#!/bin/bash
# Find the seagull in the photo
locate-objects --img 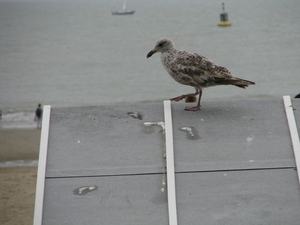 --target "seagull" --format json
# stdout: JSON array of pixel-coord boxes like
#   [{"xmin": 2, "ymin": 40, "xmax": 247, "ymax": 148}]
[{"xmin": 147, "ymin": 38, "xmax": 255, "ymax": 111}]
